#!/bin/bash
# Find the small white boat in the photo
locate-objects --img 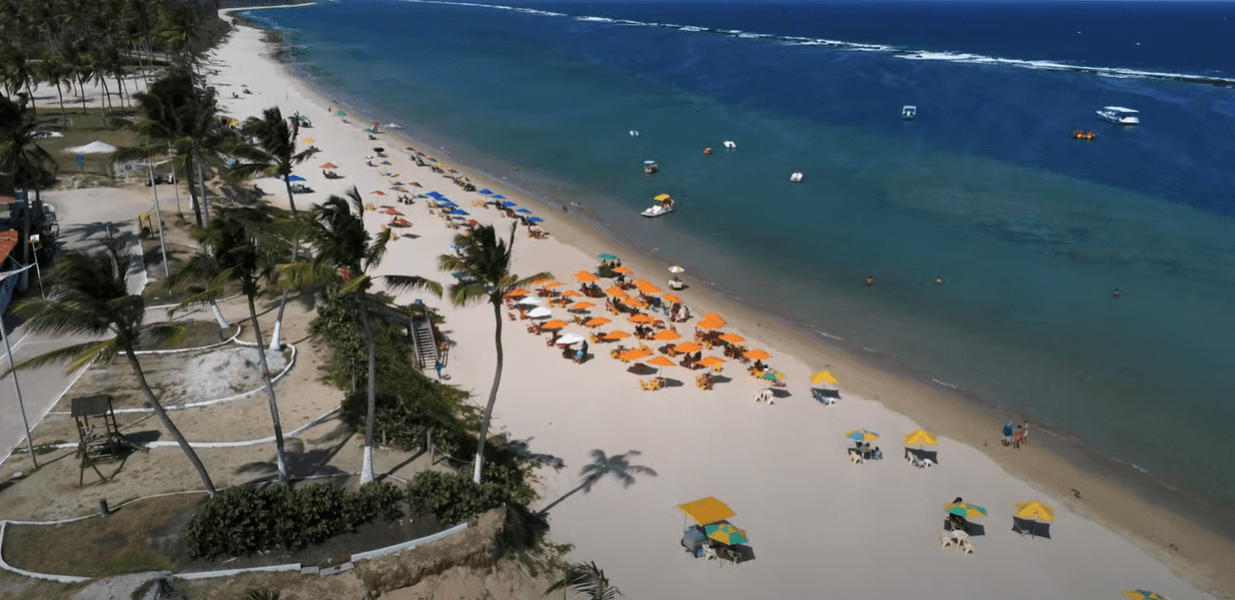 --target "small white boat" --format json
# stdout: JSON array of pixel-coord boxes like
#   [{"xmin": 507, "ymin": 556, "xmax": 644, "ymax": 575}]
[
  {"xmin": 630, "ymin": 130, "xmax": 640, "ymax": 137},
  {"xmin": 902, "ymin": 105, "xmax": 916, "ymax": 120},
  {"xmin": 642, "ymin": 194, "xmax": 675, "ymax": 218},
  {"xmin": 723, "ymin": 140, "xmax": 736, "ymax": 149},
  {"xmin": 1096, "ymin": 106, "xmax": 1139, "ymax": 125},
  {"xmin": 643, "ymin": 160, "xmax": 658, "ymax": 174},
  {"xmin": 789, "ymin": 172, "xmax": 804, "ymax": 183}
]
